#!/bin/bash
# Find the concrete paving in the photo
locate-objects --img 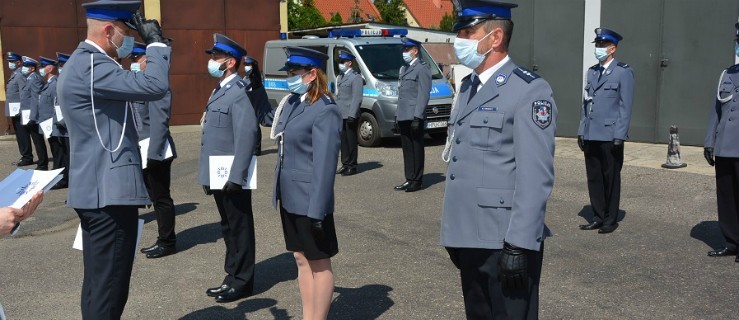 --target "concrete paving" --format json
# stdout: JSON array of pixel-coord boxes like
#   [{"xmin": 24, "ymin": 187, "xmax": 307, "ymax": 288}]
[{"xmin": 0, "ymin": 126, "xmax": 736, "ymax": 320}]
